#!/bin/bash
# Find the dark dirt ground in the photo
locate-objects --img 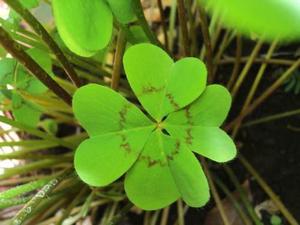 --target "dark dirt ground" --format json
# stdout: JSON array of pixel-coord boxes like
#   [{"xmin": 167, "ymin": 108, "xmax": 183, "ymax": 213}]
[{"xmin": 240, "ymin": 89, "xmax": 300, "ymax": 222}]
